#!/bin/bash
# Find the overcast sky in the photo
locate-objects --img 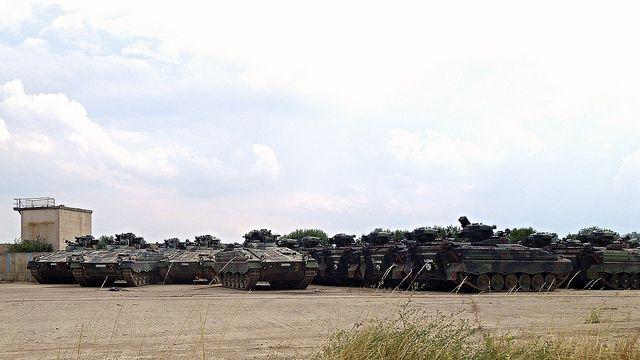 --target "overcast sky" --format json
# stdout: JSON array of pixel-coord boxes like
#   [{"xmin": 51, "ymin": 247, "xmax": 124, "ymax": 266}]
[{"xmin": 1, "ymin": 1, "xmax": 640, "ymax": 242}]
